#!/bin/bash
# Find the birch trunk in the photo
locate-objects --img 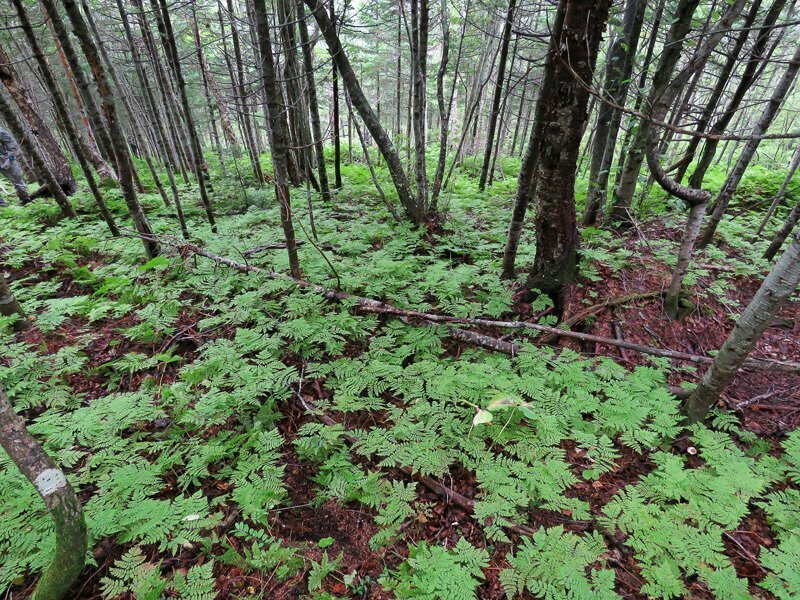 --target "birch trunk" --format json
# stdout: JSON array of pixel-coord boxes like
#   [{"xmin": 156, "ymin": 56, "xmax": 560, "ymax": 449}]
[{"xmin": 686, "ymin": 230, "xmax": 800, "ymax": 421}]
